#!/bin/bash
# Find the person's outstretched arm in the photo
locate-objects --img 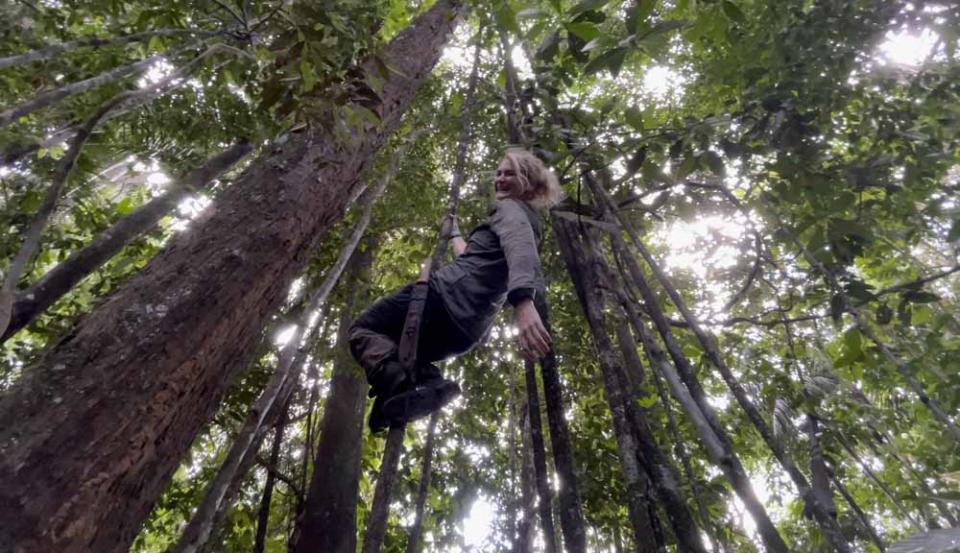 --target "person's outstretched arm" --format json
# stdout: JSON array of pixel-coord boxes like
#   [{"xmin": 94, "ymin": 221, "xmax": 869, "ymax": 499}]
[{"xmin": 490, "ymin": 199, "xmax": 551, "ymax": 360}]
